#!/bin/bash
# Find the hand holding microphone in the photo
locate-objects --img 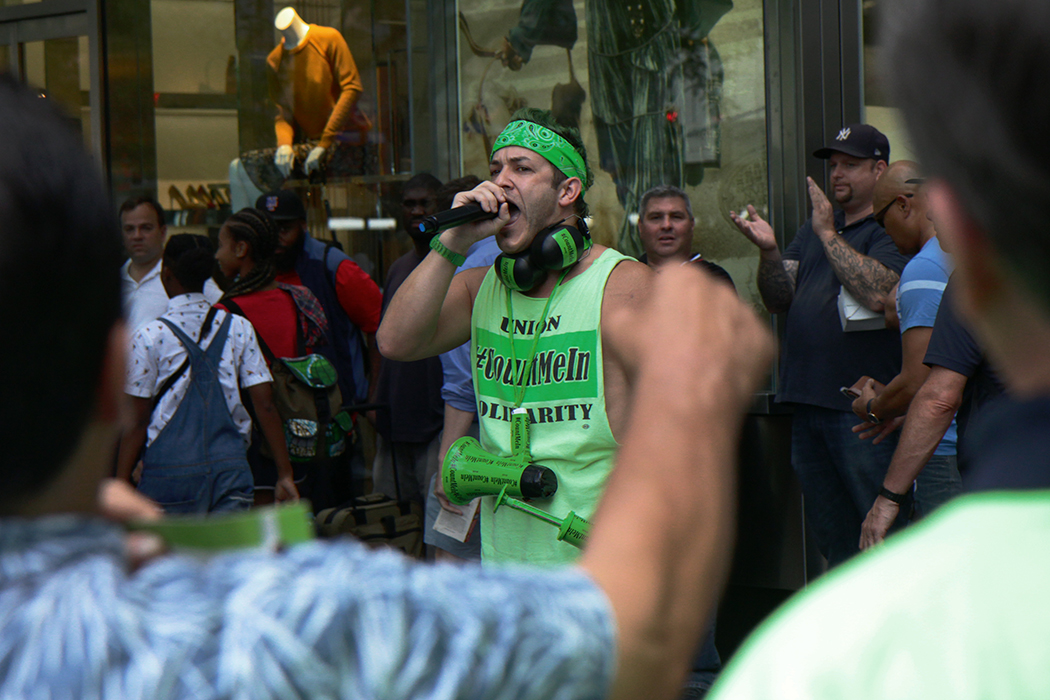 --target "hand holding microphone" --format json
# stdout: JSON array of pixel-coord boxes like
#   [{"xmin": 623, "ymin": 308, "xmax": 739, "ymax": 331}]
[
  {"xmin": 424, "ymin": 181, "xmax": 511, "ymax": 243},
  {"xmin": 417, "ymin": 203, "xmax": 499, "ymax": 236}
]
